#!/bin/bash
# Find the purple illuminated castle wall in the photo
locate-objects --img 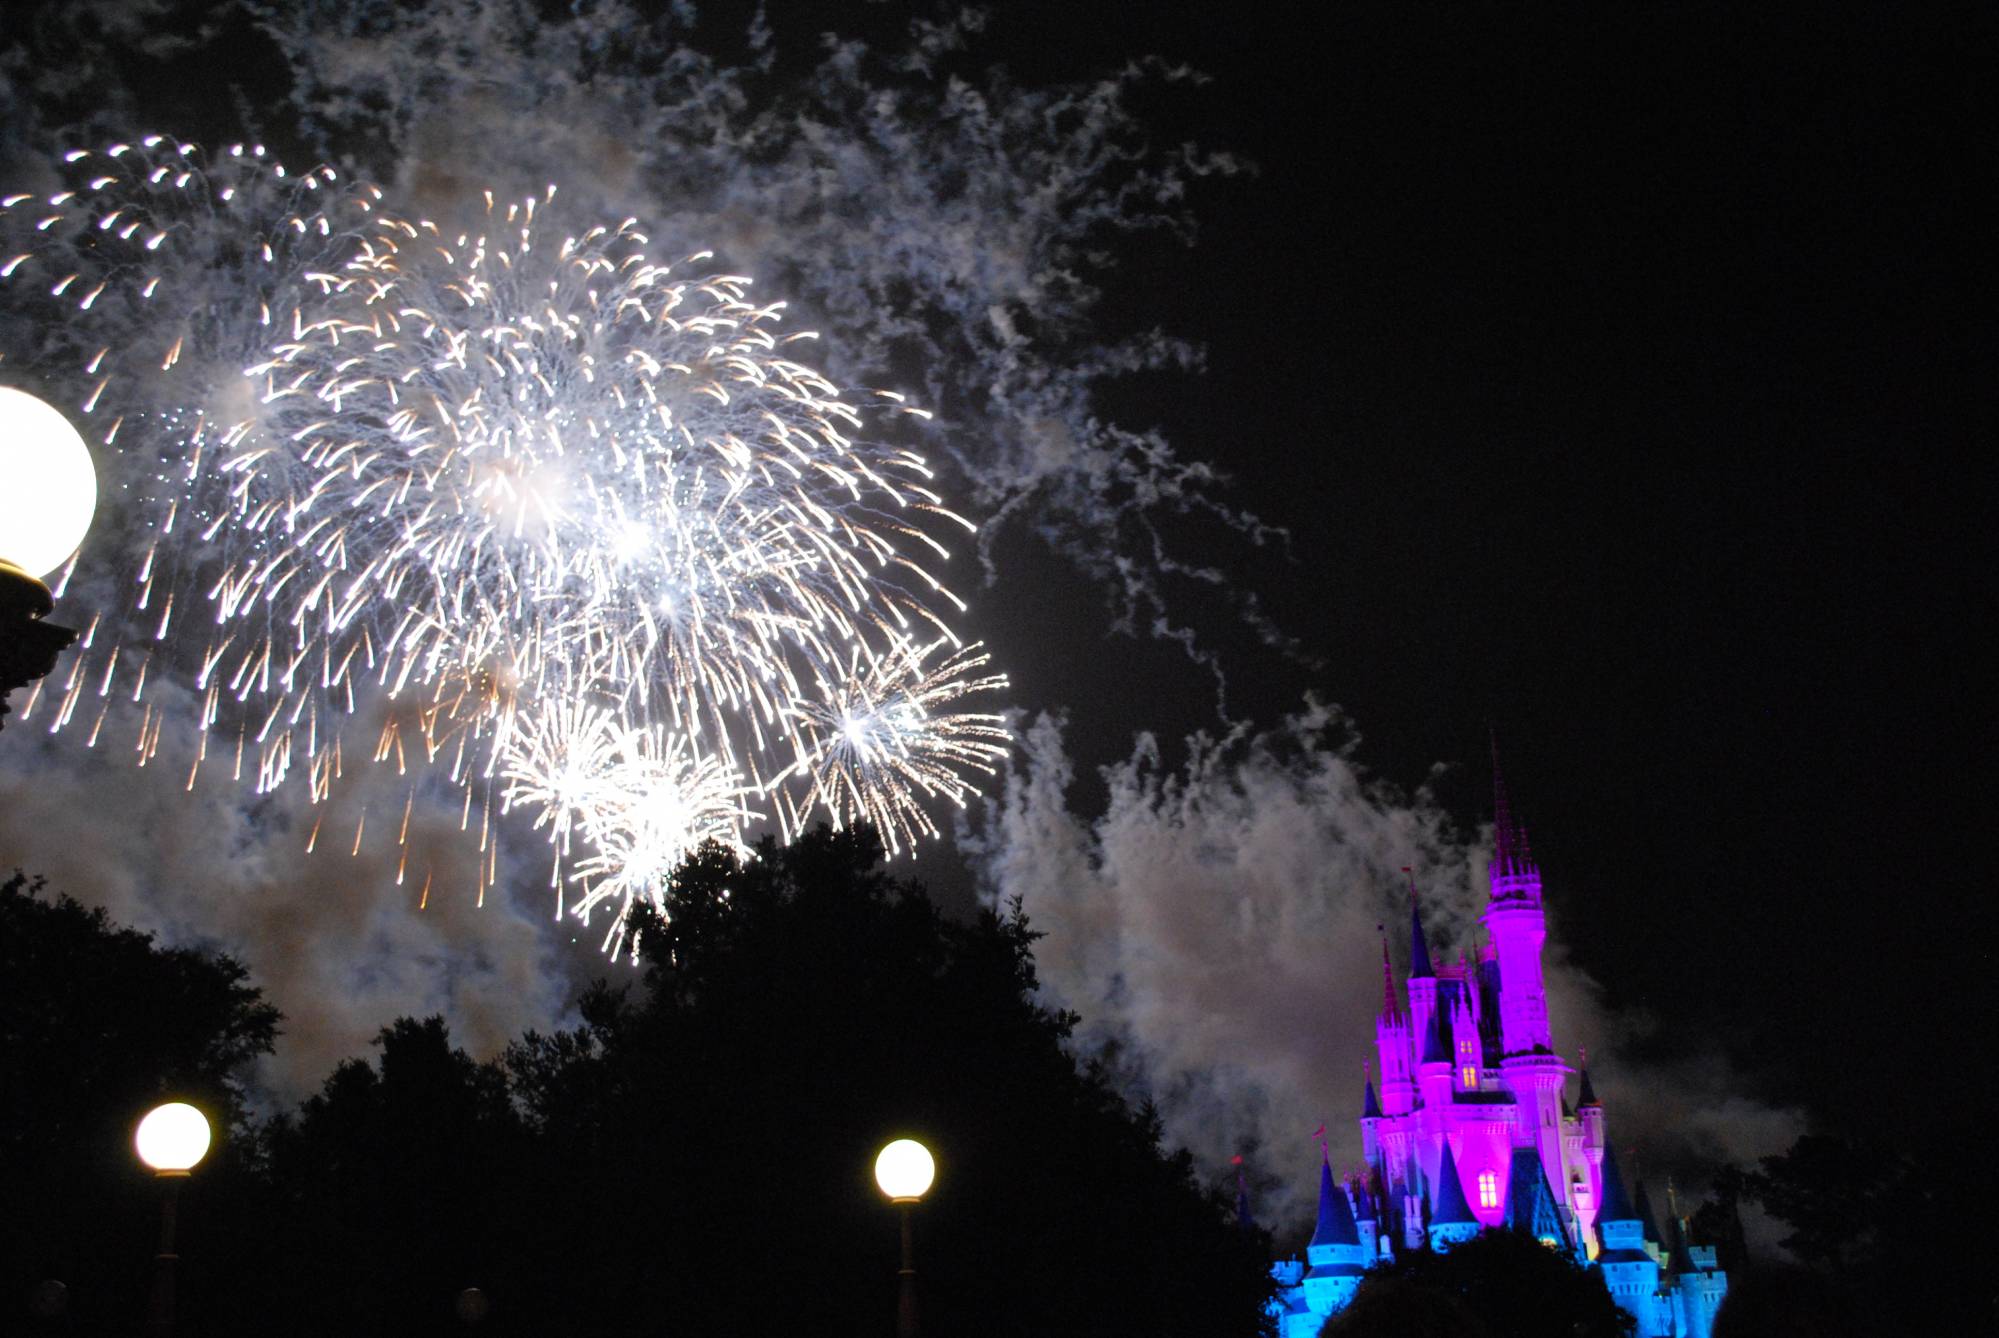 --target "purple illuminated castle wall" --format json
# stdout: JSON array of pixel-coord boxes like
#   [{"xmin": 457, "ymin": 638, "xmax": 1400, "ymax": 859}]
[{"xmin": 1267, "ymin": 752, "xmax": 1729, "ymax": 1337}]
